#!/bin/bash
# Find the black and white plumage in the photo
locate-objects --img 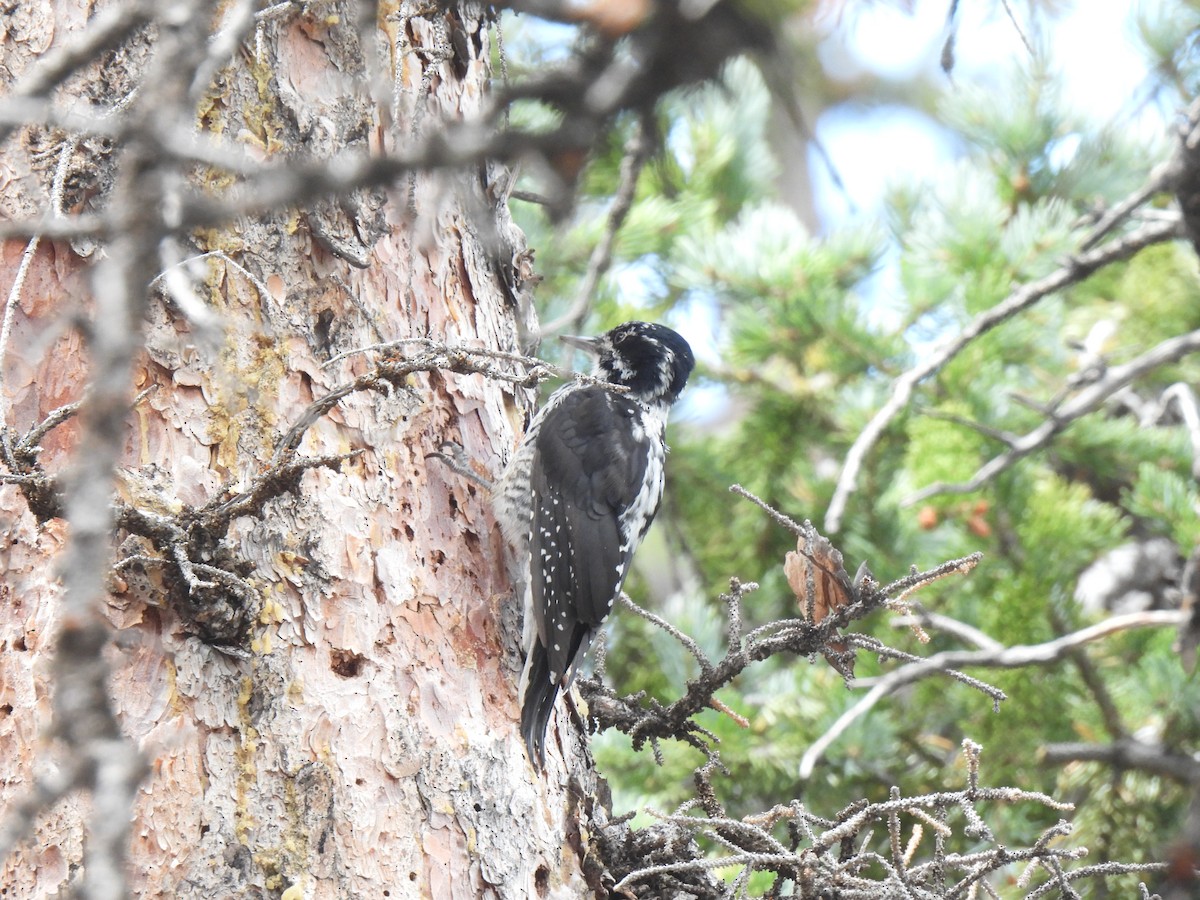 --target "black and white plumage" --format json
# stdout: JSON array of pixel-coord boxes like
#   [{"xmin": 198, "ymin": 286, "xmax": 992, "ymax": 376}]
[{"xmin": 492, "ymin": 321, "xmax": 696, "ymax": 767}]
